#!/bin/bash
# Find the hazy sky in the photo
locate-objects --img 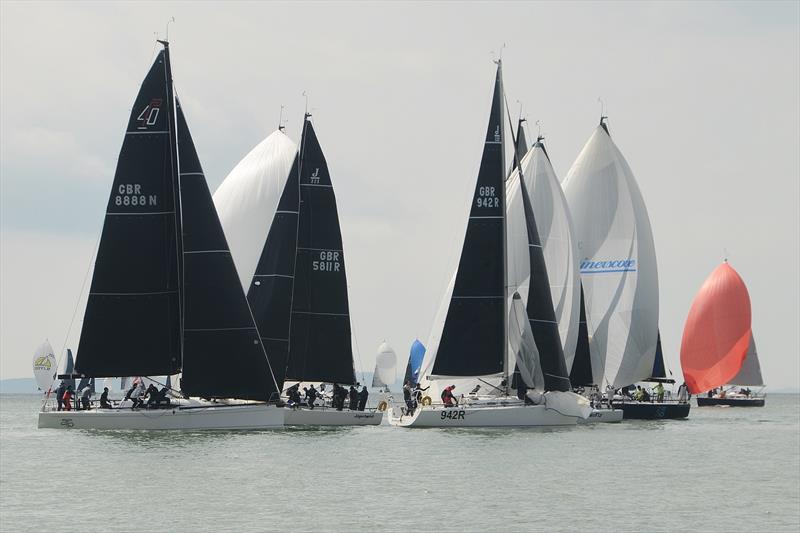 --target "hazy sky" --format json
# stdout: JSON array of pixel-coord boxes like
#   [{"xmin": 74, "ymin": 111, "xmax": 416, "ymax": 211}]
[{"xmin": 1, "ymin": 1, "xmax": 798, "ymax": 388}]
